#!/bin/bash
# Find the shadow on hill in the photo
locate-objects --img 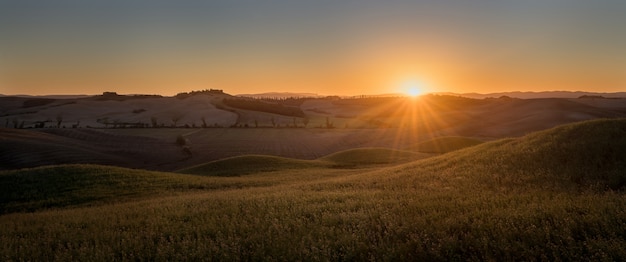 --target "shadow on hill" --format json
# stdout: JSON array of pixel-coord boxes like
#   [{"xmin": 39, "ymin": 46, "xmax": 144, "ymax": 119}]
[
  {"xmin": 0, "ymin": 164, "xmax": 262, "ymax": 214},
  {"xmin": 0, "ymin": 128, "xmax": 182, "ymax": 171}
]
